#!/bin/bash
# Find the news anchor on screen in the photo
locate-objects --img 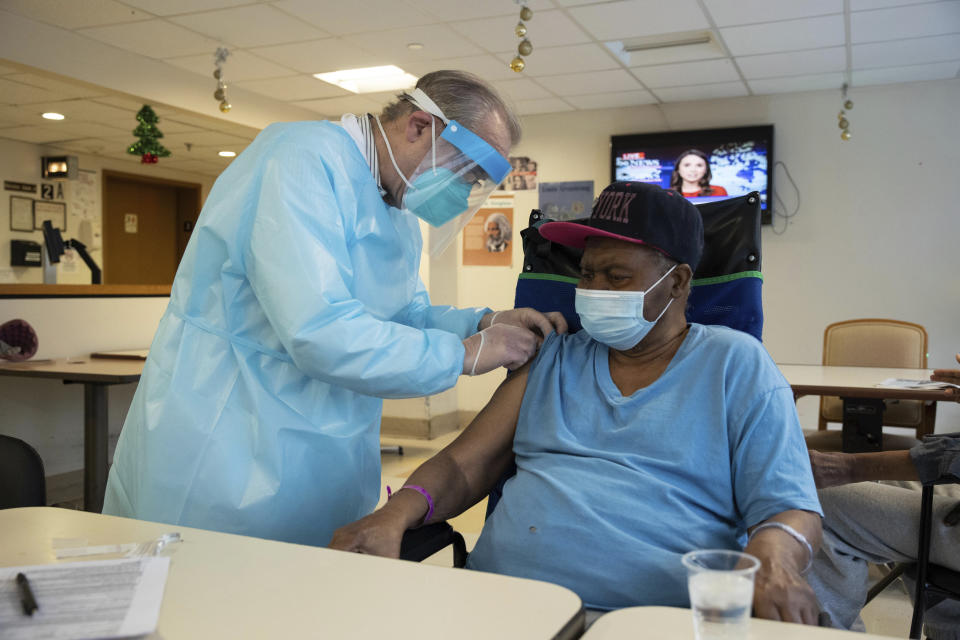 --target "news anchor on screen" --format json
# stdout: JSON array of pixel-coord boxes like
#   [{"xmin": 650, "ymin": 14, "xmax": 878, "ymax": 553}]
[{"xmin": 669, "ymin": 149, "xmax": 728, "ymax": 198}]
